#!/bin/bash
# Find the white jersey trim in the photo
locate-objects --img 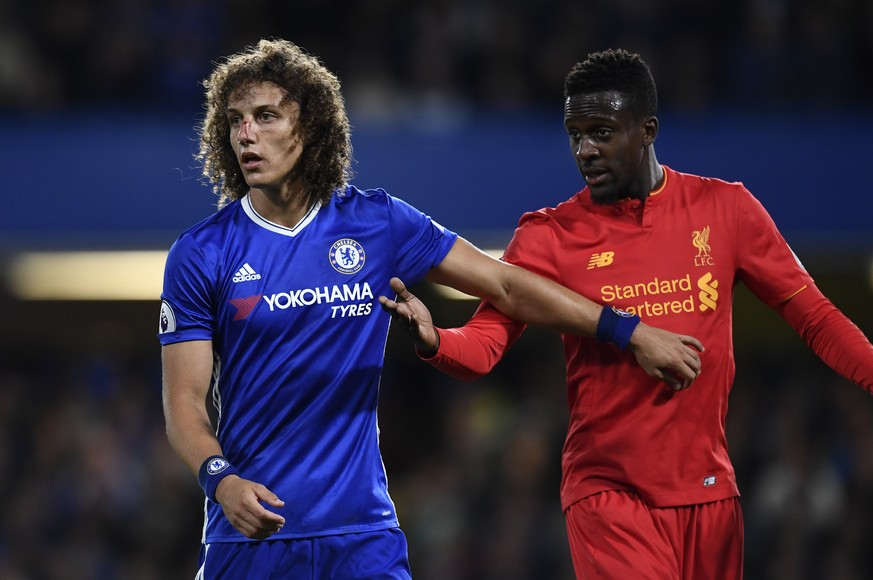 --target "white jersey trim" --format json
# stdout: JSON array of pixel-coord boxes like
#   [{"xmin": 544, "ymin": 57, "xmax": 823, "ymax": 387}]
[{"xmin": 242, "ymin": 193, "xmax": 321, "ymax": 237}]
